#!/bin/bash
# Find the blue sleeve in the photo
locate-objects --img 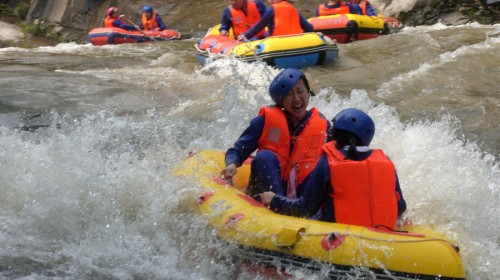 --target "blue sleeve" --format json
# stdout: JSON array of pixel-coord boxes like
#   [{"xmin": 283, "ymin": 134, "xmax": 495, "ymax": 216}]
[
  {"xmin": 156, "ymin": 15, "xmax": 167, "ymax": 30},
  {"xmin": 225, "ymin": 115, "xmax": 264, "ymax": 167},
  {"xmin": 348, "ymin": 4, "xmax": 363, "ymax": 15},
  {"xmin": 395, "ymin": 172, "xmax": 406, "ymax": 216},
  {"xmin": 270, "ymin": 155, "xmax": 332, "ymax": 218},
  {"xmin": 219, "ymin": 8, "xmax": 232, "ymax": 33},
  {"xmin": 299, "ymin": 14, "xmax": 313, "ymax": 32},
  {"xmin": 314, "ymin": 7, "xmax": 320, "ymax": 17},
  {"xmin": 256, "ymin": 0, "xmax": 267, "ymax": 16},
  {"xmin": 366, "ymin": 5, "xmax": 377, "ymax": 16},
  {"xmin": 139, "ymin": 23, "xmax": 144, "ymax": 30},
  {"xmin": 244, "ymin": 7, "xmax": 274, "ymax": 38},
  {"xmin": 113, "ymin": 20, "xmax": 136, "ymax": 31}
]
